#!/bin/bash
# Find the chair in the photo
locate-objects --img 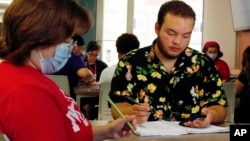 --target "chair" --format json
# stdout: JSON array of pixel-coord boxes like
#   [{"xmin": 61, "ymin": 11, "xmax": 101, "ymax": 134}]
[
  {"xmin": 98, "ymin": 83, "xmax": 113, "ymax": 120},
  {"xmin": 45, "ymin": 75, "xmax": 70, "ymax": 95},
  {"xmin": 0, "ymin": 132, "xmax": 10, "ymax": 141},
  {"xmin": 223, "ymin": 82, "xmax": 236, "ymax": 123}
]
